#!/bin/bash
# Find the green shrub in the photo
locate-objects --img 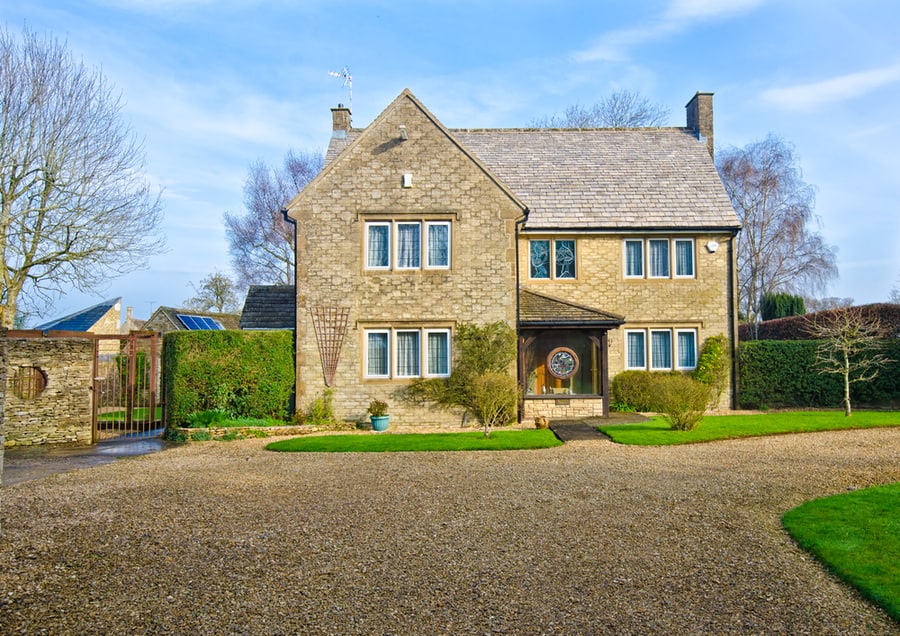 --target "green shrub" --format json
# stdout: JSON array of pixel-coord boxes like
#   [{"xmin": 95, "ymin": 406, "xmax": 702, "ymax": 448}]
[
  {"xmin": 163, "ymin": 330, "xmax": 294, "ymax": 427},
  {"xmin": 187, "ymin": 409, "xmax": 229, "ymax": 428},
  {"xmin": 738, "ymin": 339, "xmax": 900, "ymax": 409},
  {"xmin": 654, "ymin": 373, "xmax": 711, "ymax": 431},
  {"xmin": 761, "ymin": 292, "xmax": 806, "ymax": 320},
  {"xmin": 190, "ymin": 429, "xmax": 212, "ymax": 441},
  {"xmin": 612, "ymin": 370, "xmax": 671, "ymax": 412},
  {"xmin": 692, "ymin": 334, "xmax": 731, "ymax": 408},
  {"xmin": 472, "ymin": 372, "xmax": 518, "ymax": 436}
]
